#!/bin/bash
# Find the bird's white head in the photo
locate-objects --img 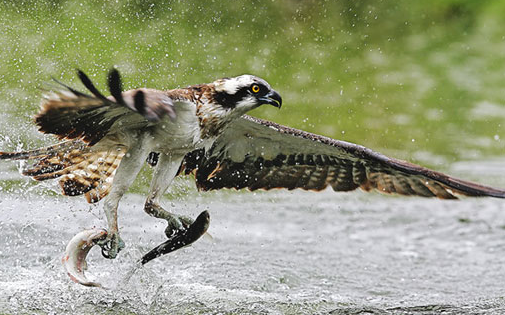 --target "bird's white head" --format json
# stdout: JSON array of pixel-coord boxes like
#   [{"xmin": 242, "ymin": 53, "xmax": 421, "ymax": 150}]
[{"xmin": 212, "ymin": 75, "xmax": 282, "ymax": 113}]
